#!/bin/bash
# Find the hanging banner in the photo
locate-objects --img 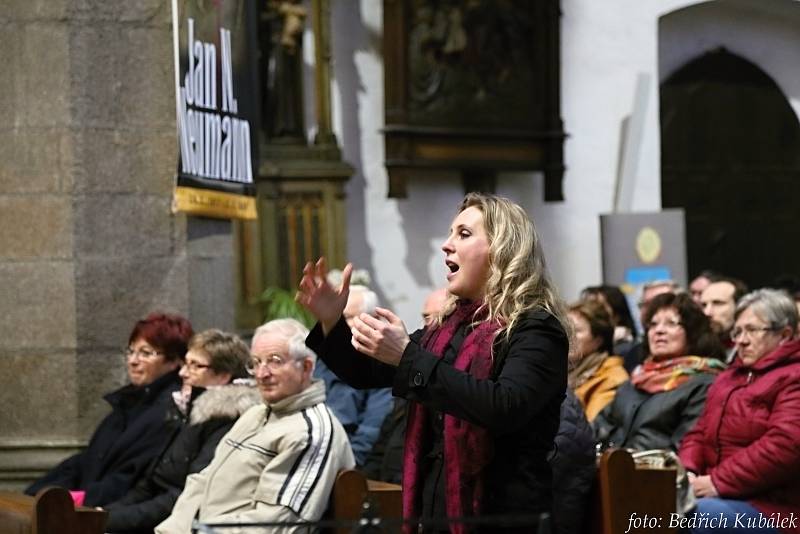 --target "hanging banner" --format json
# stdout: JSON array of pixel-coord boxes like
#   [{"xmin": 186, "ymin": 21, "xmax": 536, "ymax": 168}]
[{"xmin": 171, "ymin": 0, "xmax": 259, "ymax": 220}]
